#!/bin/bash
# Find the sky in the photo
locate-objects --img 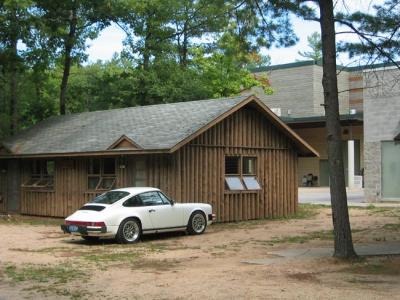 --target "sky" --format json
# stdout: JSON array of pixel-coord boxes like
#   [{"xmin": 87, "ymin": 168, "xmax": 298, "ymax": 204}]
[{"xmin": 85, "ymin": 0, "xmax": 383, "ymax": 67}]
